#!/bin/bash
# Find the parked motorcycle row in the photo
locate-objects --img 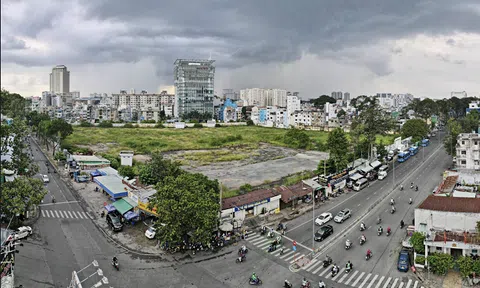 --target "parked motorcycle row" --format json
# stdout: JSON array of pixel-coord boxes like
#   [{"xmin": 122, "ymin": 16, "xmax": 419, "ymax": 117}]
[{"xmin": 160, "ymin": 235, "xmax": 229, "ymax": 254}]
